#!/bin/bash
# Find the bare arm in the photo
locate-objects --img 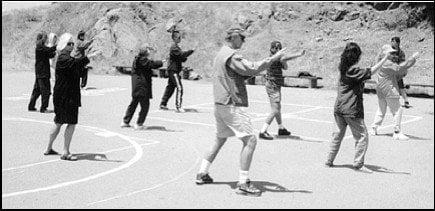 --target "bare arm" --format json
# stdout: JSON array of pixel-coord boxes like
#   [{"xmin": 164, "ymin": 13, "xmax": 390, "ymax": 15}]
[
  {"xmin": 370, "ymin": 47, "xmax": 397, "ymax": 75},
  {"xmin": 393, "ymin": 52, "xmax": 418, "ymax": 75},
  {"xmin": 228, "ymin": 48, "xmax": 287, "ymax": 76},
  {"xmin": 281, "ymin": 49, "xmax": 305, "ymax": 62}
]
